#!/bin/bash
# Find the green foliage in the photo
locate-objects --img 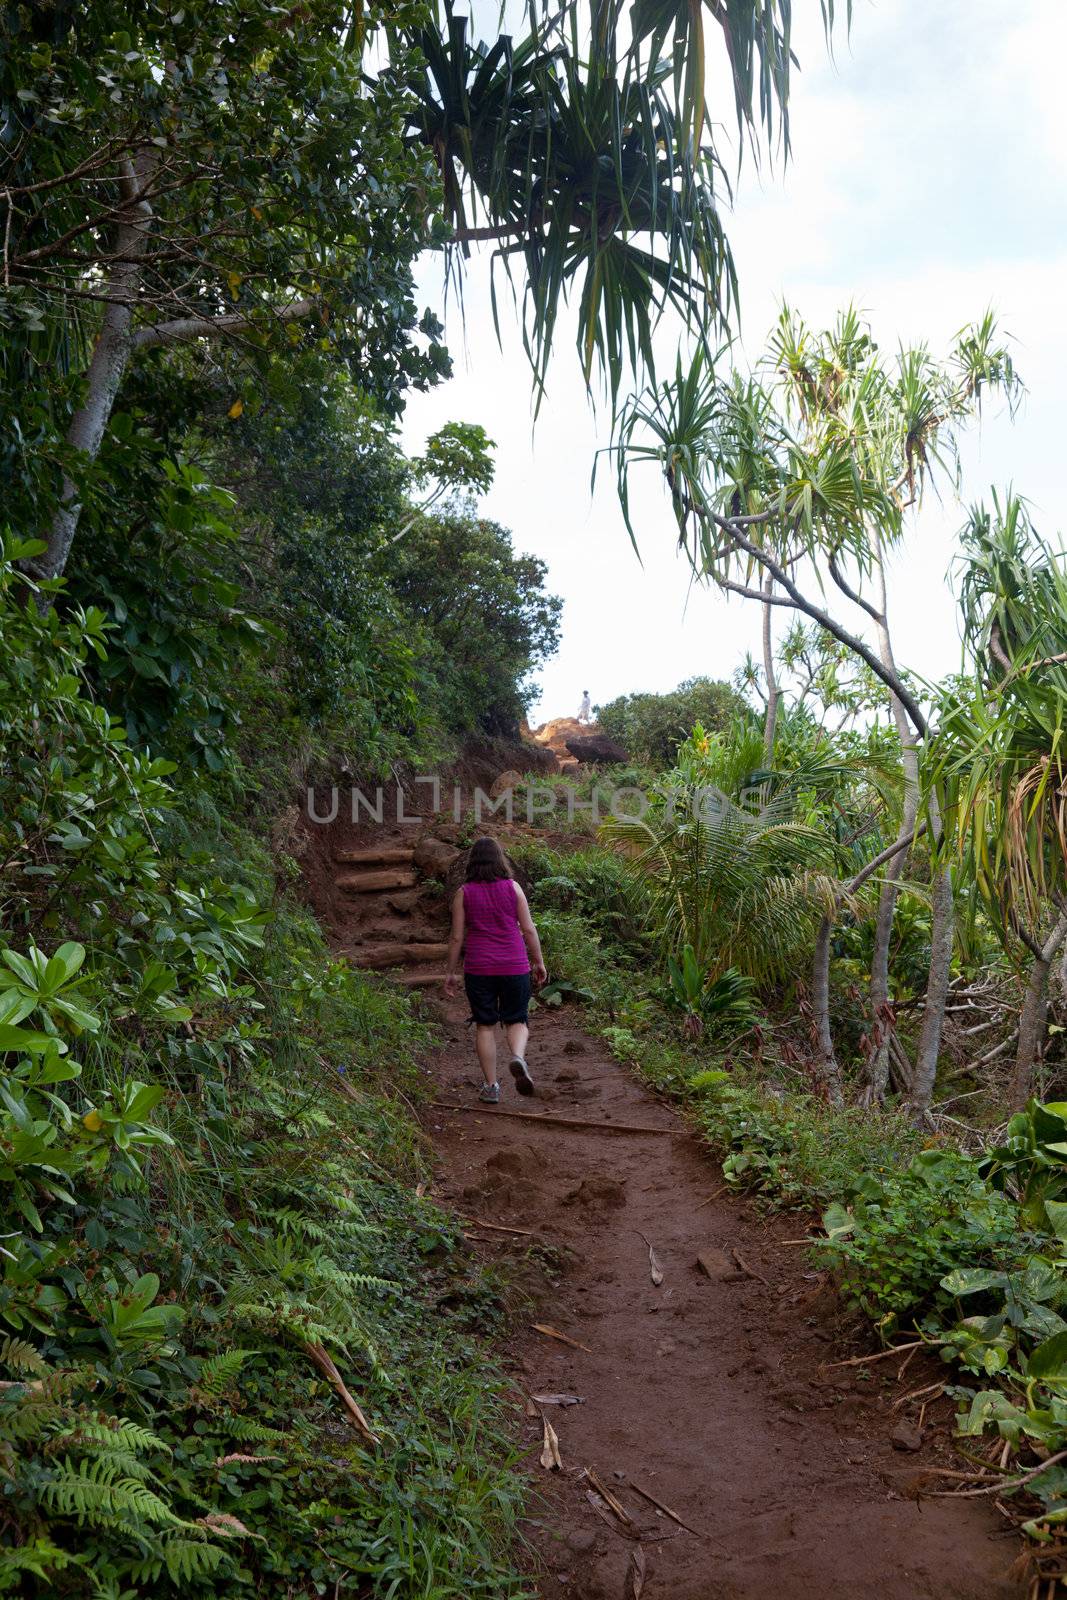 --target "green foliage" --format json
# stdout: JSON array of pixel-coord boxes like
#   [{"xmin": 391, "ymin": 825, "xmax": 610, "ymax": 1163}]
[
  {"xmin": 665, "ymin": 948, "xmax": 757, "ymax": 1039},
  {"xmin": 818, "ymin": 1150, "xmax": 1021, "ymax": 1325},
  {"xmin": 384, "ymin": 512, "xmax": 562, "ymax": 737},
  {"xmin": 692, "ymin": 1075, "xmax": 921, "ymax": 1209},
  {"xmin": 0, "ymin": 544, "xmax": 526, "ymax": 1596},
  {"xmin": 600, "ymin": 782, "xmax": 838, "ymax": 985},
  {"xmin": 510, "ymin": 838, "xmax": 652, "ymax": 957},
  {"xmin": 596, "ymin": 677, "xmax": 747, "ymax": 767},
  {"xmin": 978, "ymin": 1099, "xmax": 1067, "ymax": 1230},
  {"xmin": 937, "ymin": 493, "xmax": 1067, "ymax": 937}
]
